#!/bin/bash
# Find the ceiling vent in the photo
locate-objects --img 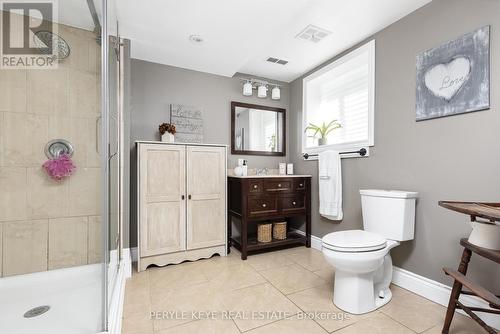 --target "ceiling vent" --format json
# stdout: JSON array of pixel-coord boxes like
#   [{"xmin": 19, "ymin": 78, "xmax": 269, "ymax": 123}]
[
  {"xmin": 295, "ymin": 24, "xmax": 331, "ymax": 43},
  {"xmin": 266, "ymin": 57, "xmax": 289, "ymax": 65}
]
